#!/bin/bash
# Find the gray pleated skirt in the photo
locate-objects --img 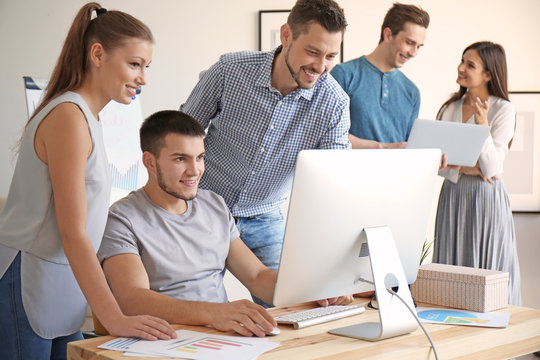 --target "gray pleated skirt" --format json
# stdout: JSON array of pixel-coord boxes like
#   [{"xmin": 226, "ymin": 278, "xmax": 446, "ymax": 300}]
[{"xmin": 433, "ymin": 175, "xmax": 521, "ymax": 305}]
